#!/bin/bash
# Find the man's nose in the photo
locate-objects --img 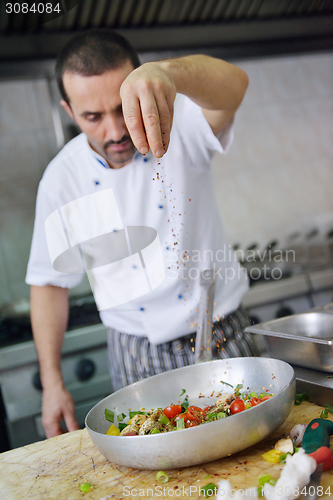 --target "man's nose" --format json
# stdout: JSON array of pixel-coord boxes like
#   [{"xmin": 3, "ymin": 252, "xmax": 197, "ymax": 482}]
[{"xmin": 104, "ymin": 114, "xmax": 126, "ymax": 142}]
